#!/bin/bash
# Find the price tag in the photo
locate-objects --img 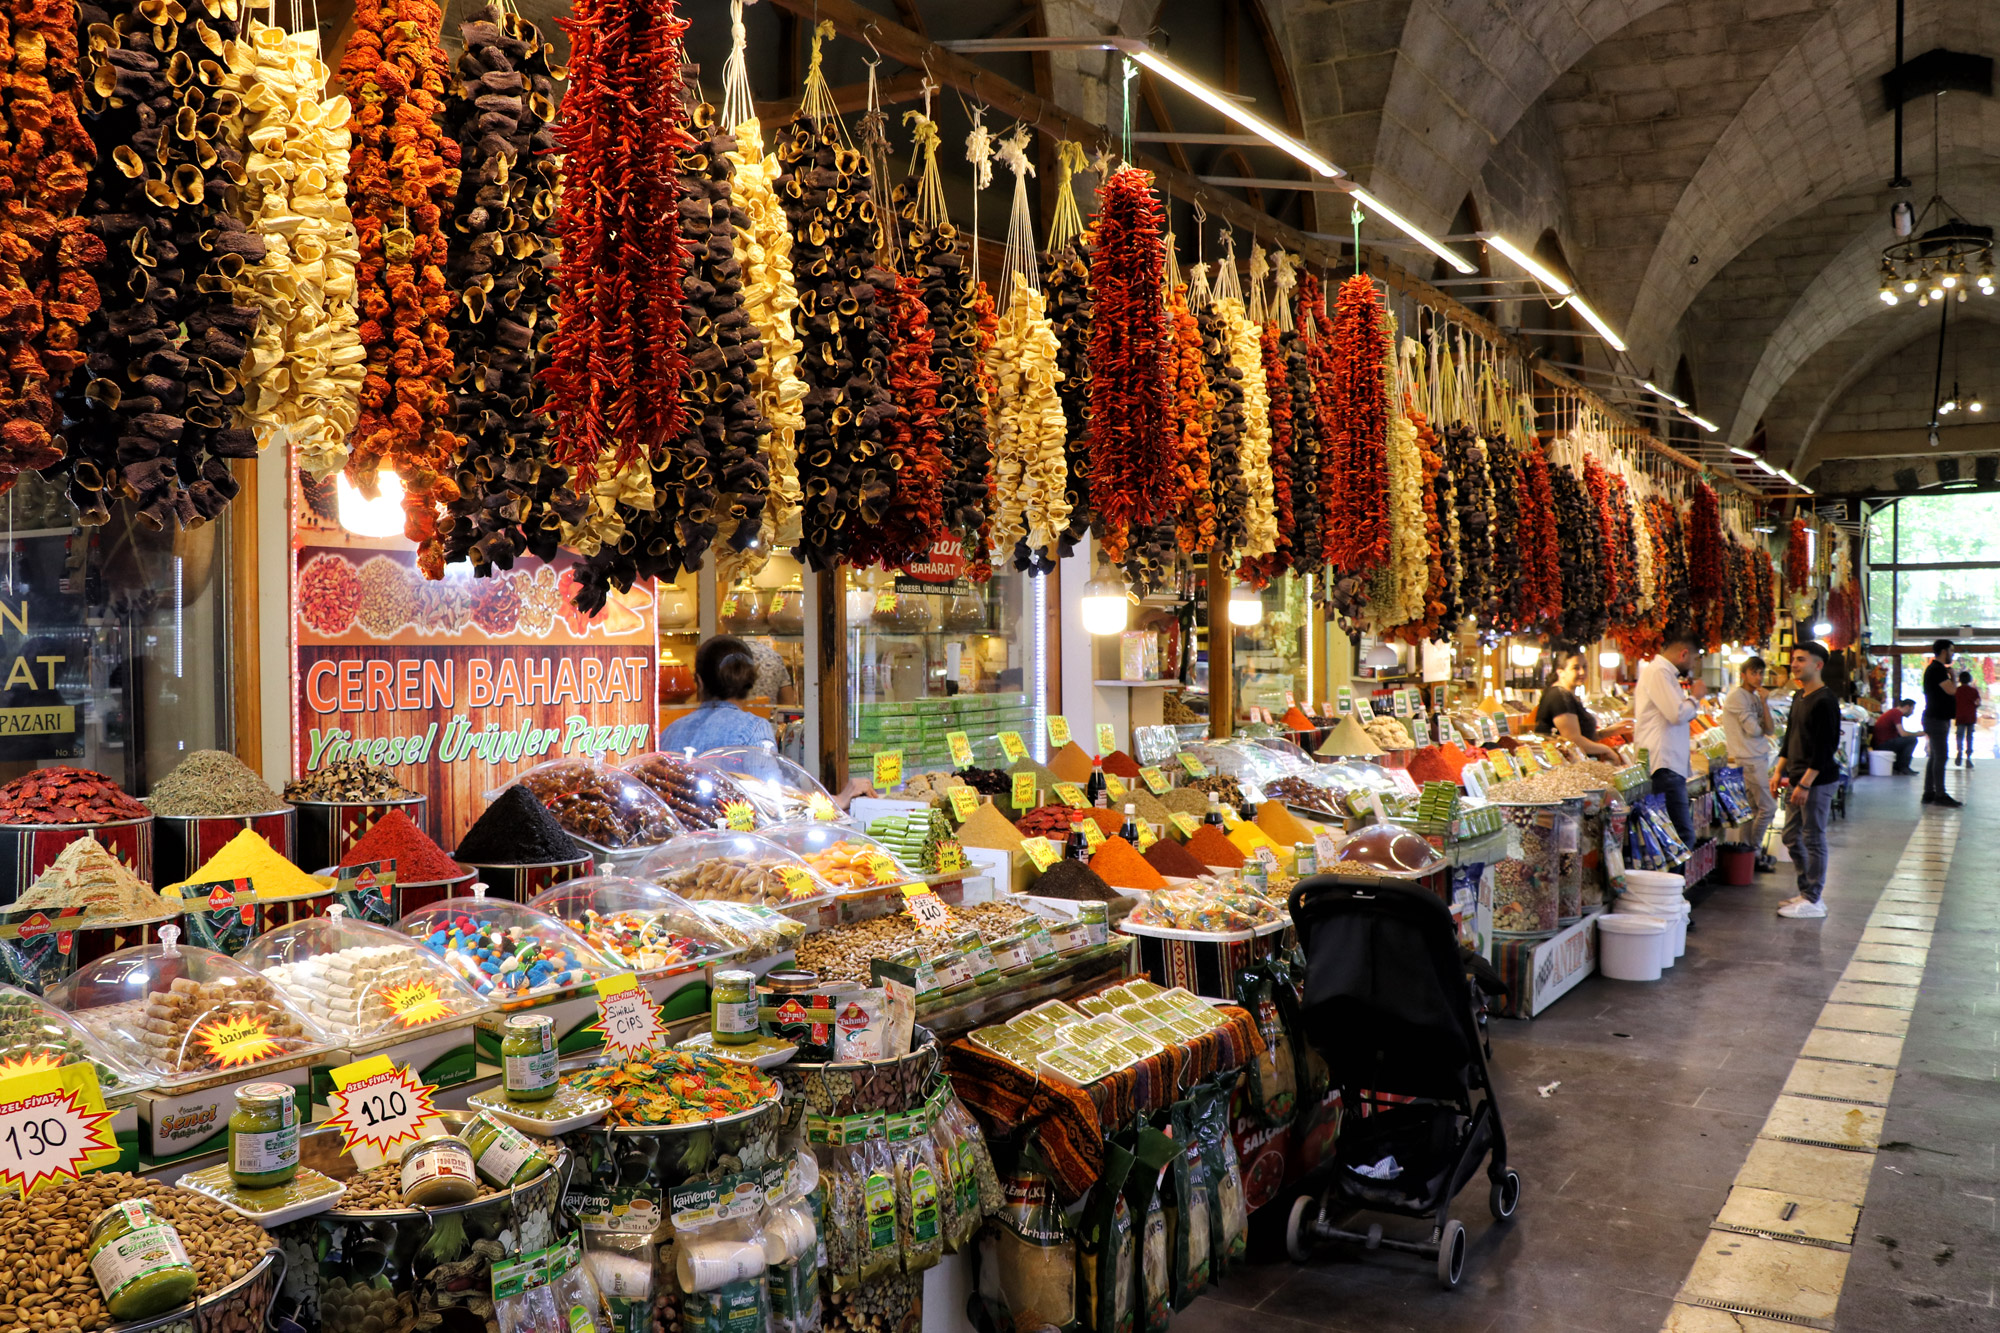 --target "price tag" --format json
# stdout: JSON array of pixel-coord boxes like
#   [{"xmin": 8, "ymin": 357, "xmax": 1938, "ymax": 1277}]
[
  {"xmin": 1253, "ymin": 846, "xmax": 1280, "ymax": 873},
  {"xmin": 720, "ymin": 593, "xmax": 739, "ymax": 619},
  {"xmin": 721, "ymin": 799, "xmax": 757, "ymax": 832},
  {"xmin": 1046, "ymin": 715, "xmax": 1072, "ymax": 749},
  {"xmin": 1104, "ymin": 773, "xmax": 1127, "ymax": 800},
  {"xmin": 946, "ymin": 731, "xmax": 975, "ymax": 767},
  {"xmin": 1139, "ymin": 766, "xmax": 1170, "ymax": 794},
  {"xmin": 864, "ymin": 852, "xmax": 904, "ymax": 885},
  {"xmin": 1385, "ymin": 768, "xmax": 1421, "ymax": 798},
  {"xmin": 1283, "ymin": 690, "xmax": 1296, "ymax": 708},
  {"xmin": 873, "ymin": 590, "xmax": 898, "ymax": 614},
  {"xmin": 947, "ymin": 785, "xmax": 979, "ymax": 821},
  {"xmin": 901, "ymin": 884, "xmax": 952, "ymax": 928},
  {"xmin": 872, "ymin": 750, "xmax": 903, "ymax": 790},
  {"xmin": 1366, "ymin": 792, "xmax": 1389, "ymax": 822},
  {"xmin": 1462, "ymin": 765, "xmax": 1486, "ymax": 798},
  {"xmin": 591, "ymin": 973, "xmax": 668, "ymax": 1058},
  {"xmin": 1020, "ymin": 837, "xmax": 1060, "ymax": 872},
  {"xmin": 0, "ymin": 1063, "xmax": 118, "ymax": 1198},
  {"xmin": 997, "ymin": 731, "xmax": 1028, "ymax": 762},
  {"xmin": 779, "ymin": 866, "xmax": 821, "ymax": 901},
  {"xmin": 1177, "ymin": 753, "xmax": 1208, "ymax": 778},
  {"xmin": 1168, "ymin": 811, "xmax": 1200, "ymax": 838},
  {"xmin": 1051, "ymin": 782, "xmax": 1088, "ymax": 809},
  {"xmin": 807, "ymin": 792, "xmax": 842, "ymax": 821},
  {"xmin": 1096, "ymin": 723, "xmax": 1118, "ymax": 754},
  {"xmin": 326, "ymin": 1056, "xmax": 442, "ymax": 1163},
  {"xmin": 1078, "ymin": 817, "xmax": 1105, "ymax": 850},
  {"xmin": 1136, "ymin": 822, "xmax": 1157, "ymax": 851},
  {"xmin": 1313, "ymin": 832, "xmax": 1344, "ymax": 865},
  {"xmin": 1392, "ymin": 691, "xmax": 1411, "ymax": 718},
  {"xmin": 1337, "ymin": 686, "xmax": 1353, "ymax": 713},
  {"xmin": 933, "ymin": 841, "xmax": 967, "ymax": 874},
  {"xmin": 1012, "ymin": 771, "xmax": 1038, "ymax": 809}
]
